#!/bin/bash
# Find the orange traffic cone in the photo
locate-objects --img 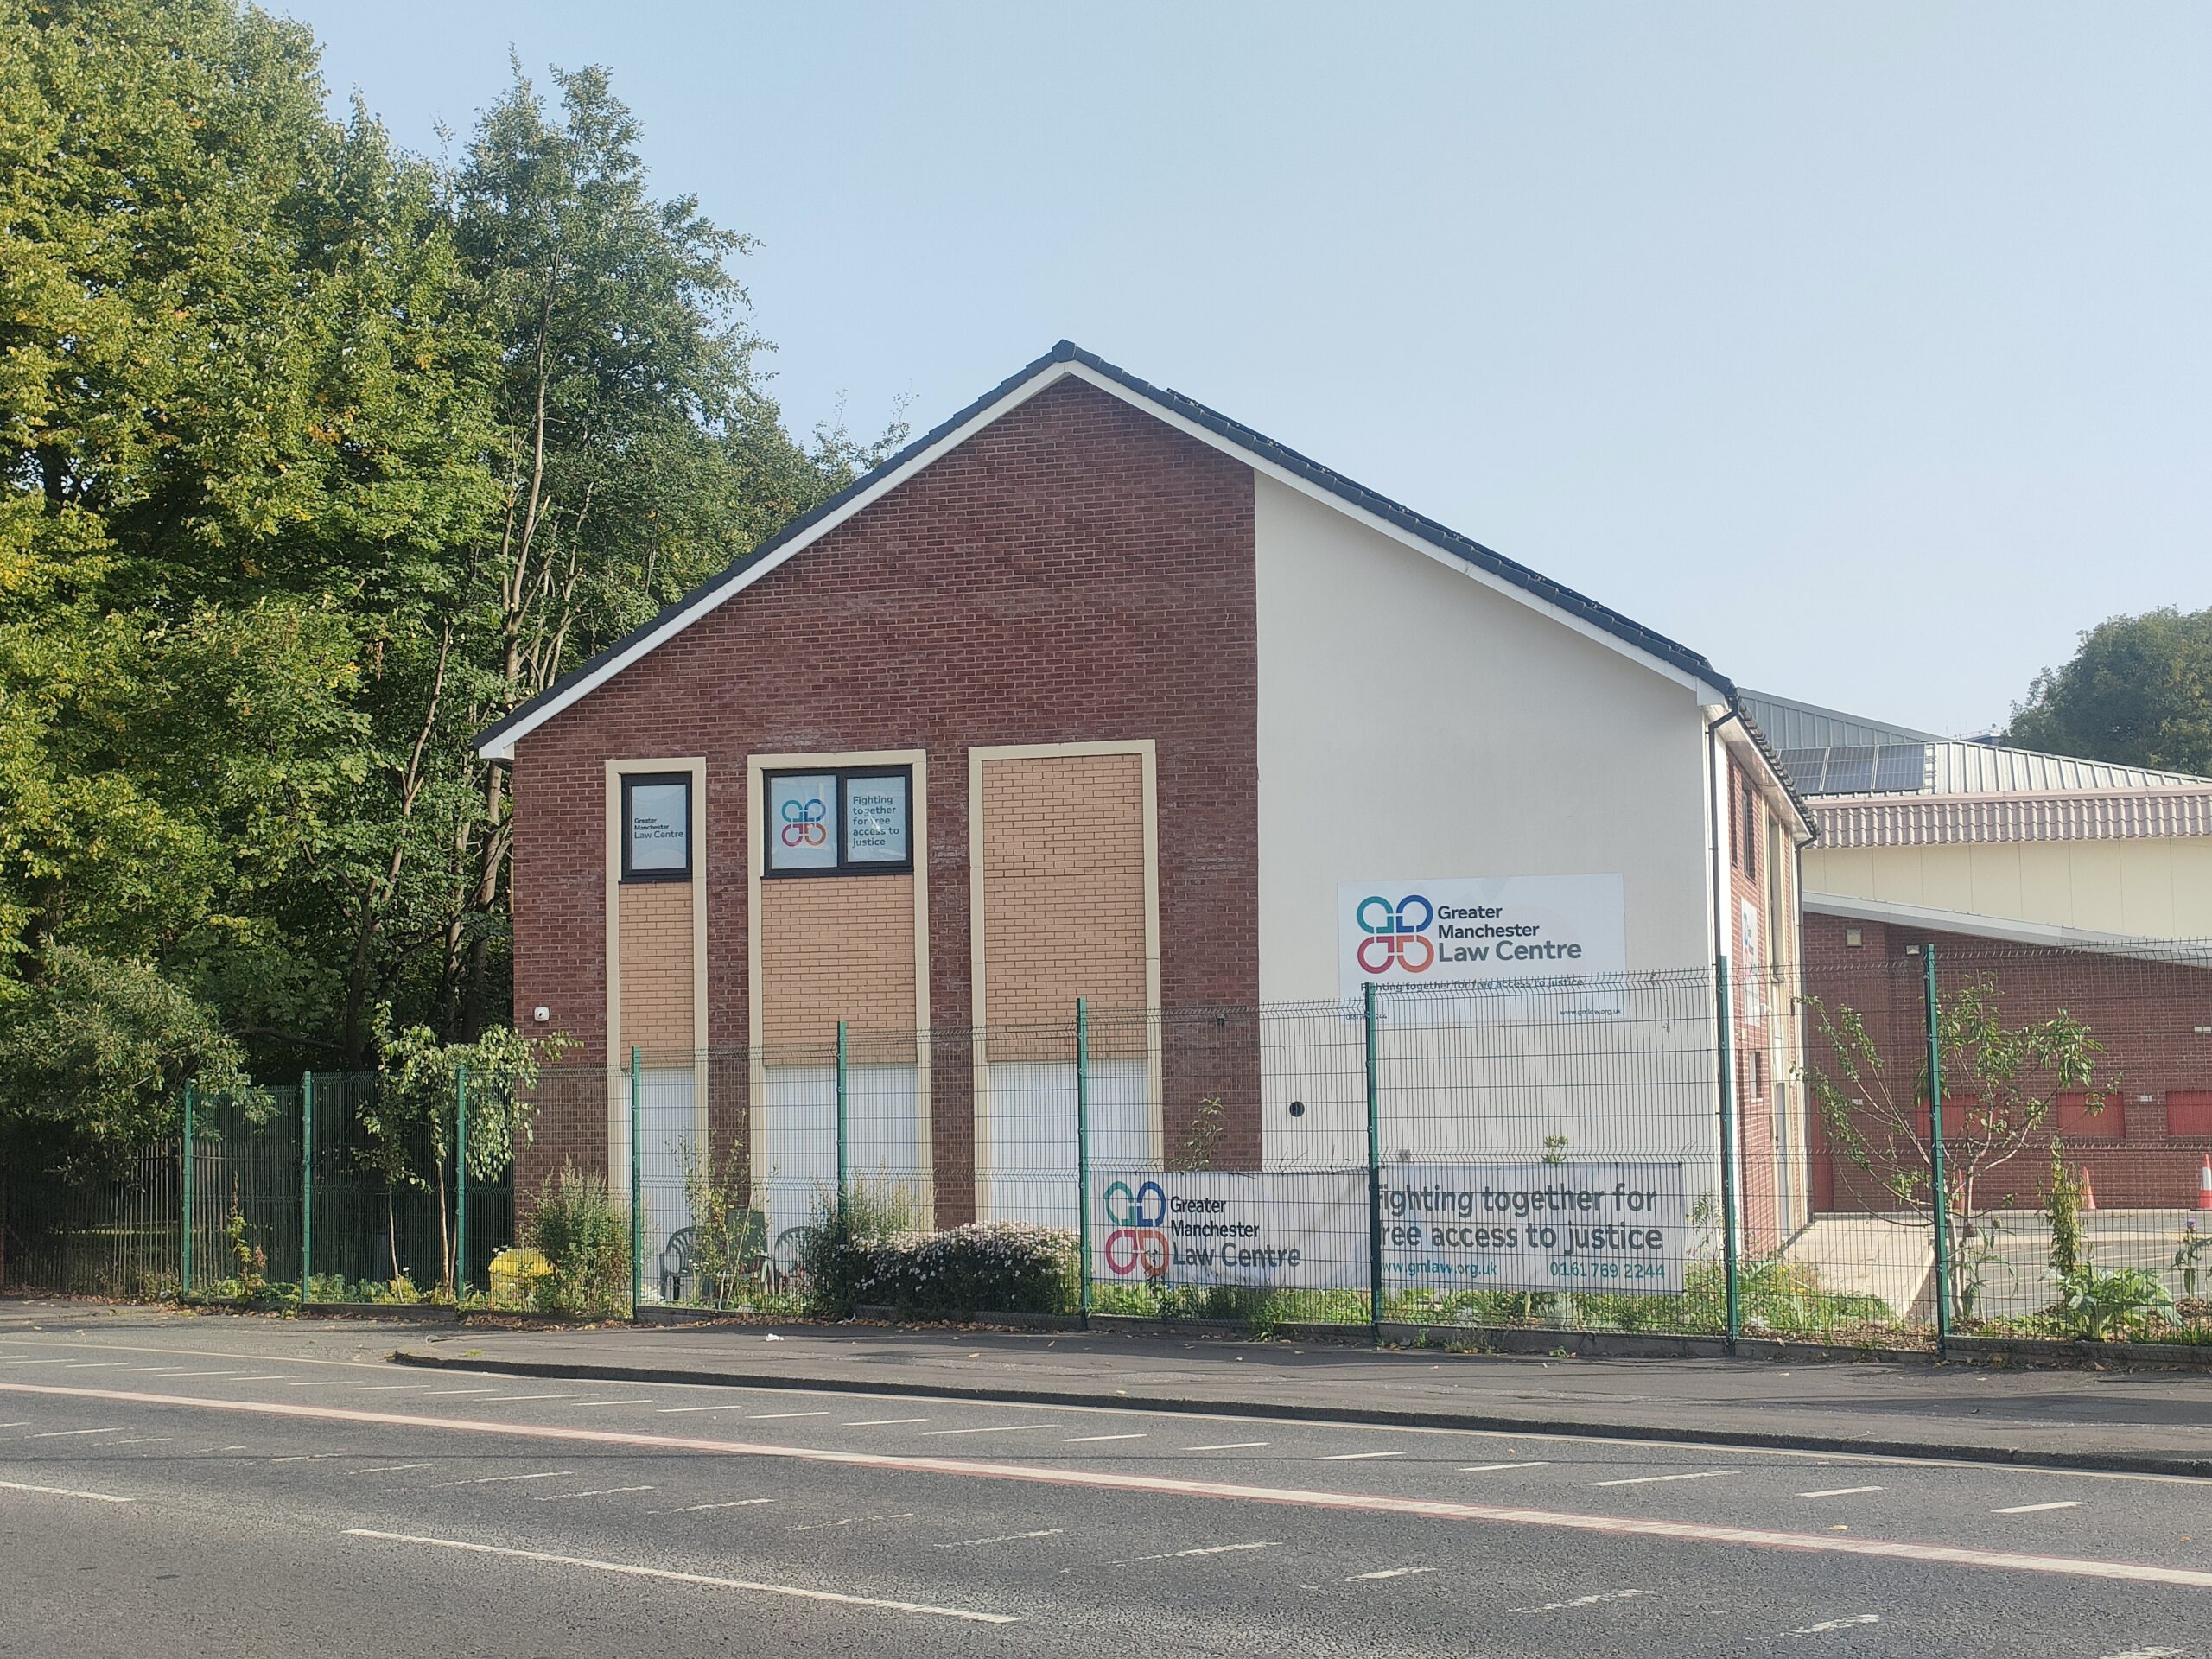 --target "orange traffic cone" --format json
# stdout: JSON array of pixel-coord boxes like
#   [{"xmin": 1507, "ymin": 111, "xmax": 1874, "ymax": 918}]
[
  {"xmin": 2078, "ymin": 1165, "xmax": 2096, "ymax": 1211},
  {"xmin": 2198, "ymin": 1155, "xmax": 2212, "ymax": 1212}
]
